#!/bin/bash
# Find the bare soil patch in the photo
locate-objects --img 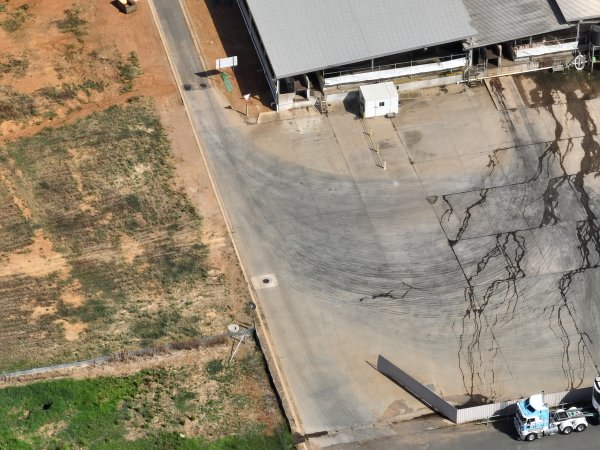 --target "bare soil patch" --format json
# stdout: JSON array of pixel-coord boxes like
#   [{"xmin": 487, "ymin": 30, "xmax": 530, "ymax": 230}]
[{"xmin": 0, "ymin": 229, "xmax": 68, "ymax": 278}]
